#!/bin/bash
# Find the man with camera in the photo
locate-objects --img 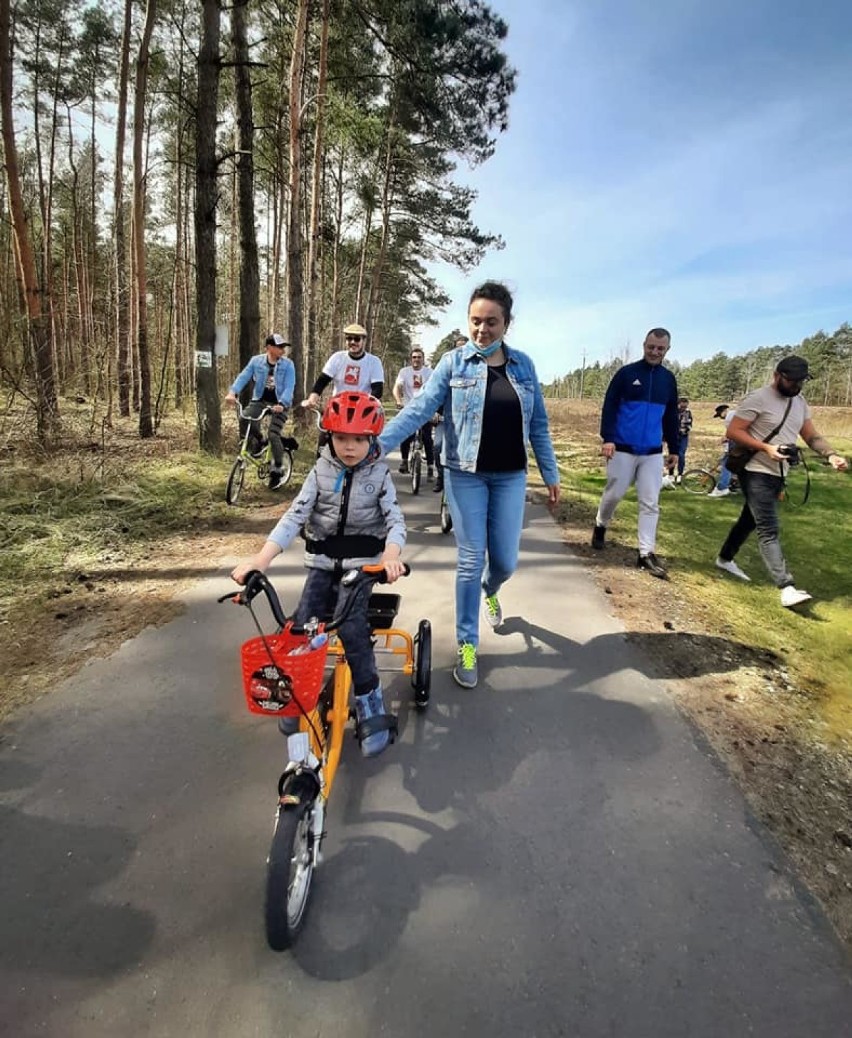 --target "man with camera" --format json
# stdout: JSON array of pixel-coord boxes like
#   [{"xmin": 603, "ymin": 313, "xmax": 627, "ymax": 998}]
[{"xmin": 715, "ymin": 356, "xmax": 848, "ymax": 607}]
